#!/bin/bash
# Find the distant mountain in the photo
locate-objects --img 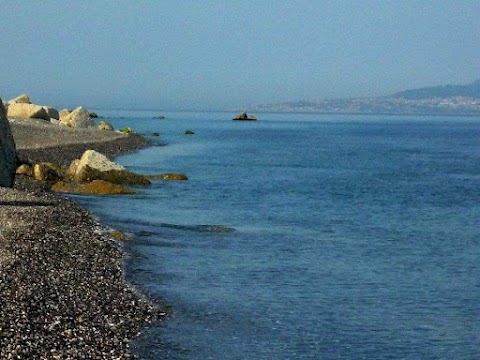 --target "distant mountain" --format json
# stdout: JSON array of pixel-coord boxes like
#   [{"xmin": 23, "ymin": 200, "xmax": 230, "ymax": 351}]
[
  {"xmin": 392, "ymin": 79, "xmax": 480, "ymax": 99},
  {"xmin": 253, "ymin": 79, "xmax": 480, "ymax": 115}
]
